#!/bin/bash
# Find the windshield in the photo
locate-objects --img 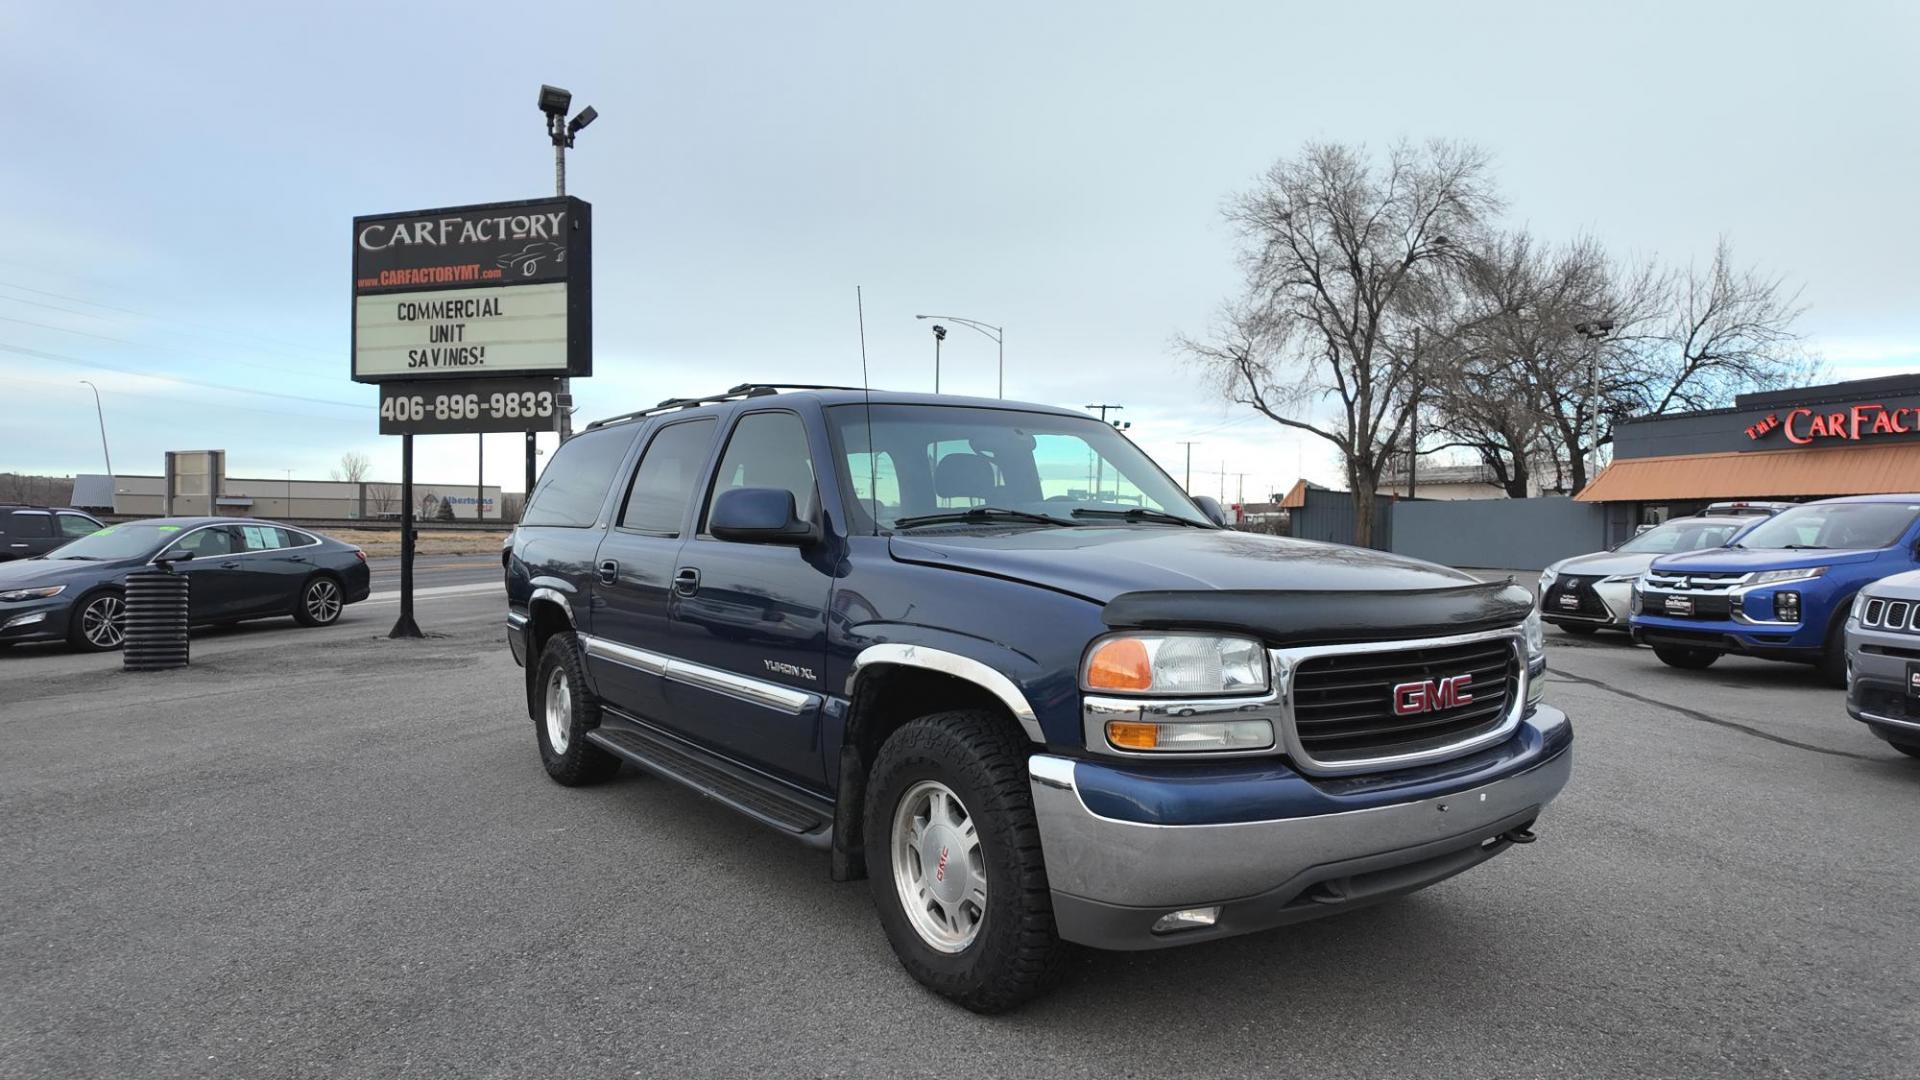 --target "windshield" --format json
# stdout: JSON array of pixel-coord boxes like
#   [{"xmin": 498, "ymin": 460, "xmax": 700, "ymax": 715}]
[
  {"xmin": 1734, "ymin": 502, "xmax": 1920, "ymax": 551},
  {"xmin": 1614, "ymin": 520, "xmax": 1742, "ymax": 555},
  {"xmin": 825, "ymin": 404, "xmax": 1210, "ymax": 531},
  {"xmin": 43, "ymin": 522, "xmax": 183, "ymax": 561}
]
